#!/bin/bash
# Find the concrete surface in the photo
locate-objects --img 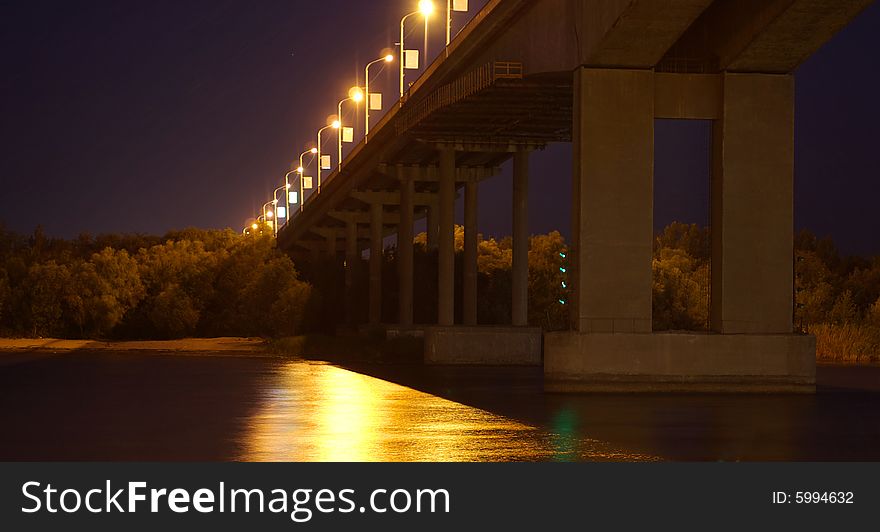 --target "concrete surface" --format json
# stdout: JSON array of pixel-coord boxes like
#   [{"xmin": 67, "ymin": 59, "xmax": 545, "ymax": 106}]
[
  {"xmin": 544, "ymin": 331, "xmax": 816, "ymax": 392},
  {"xmin": 425, "ymin": 326, "xmax": 543, "ymax": 366}
]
